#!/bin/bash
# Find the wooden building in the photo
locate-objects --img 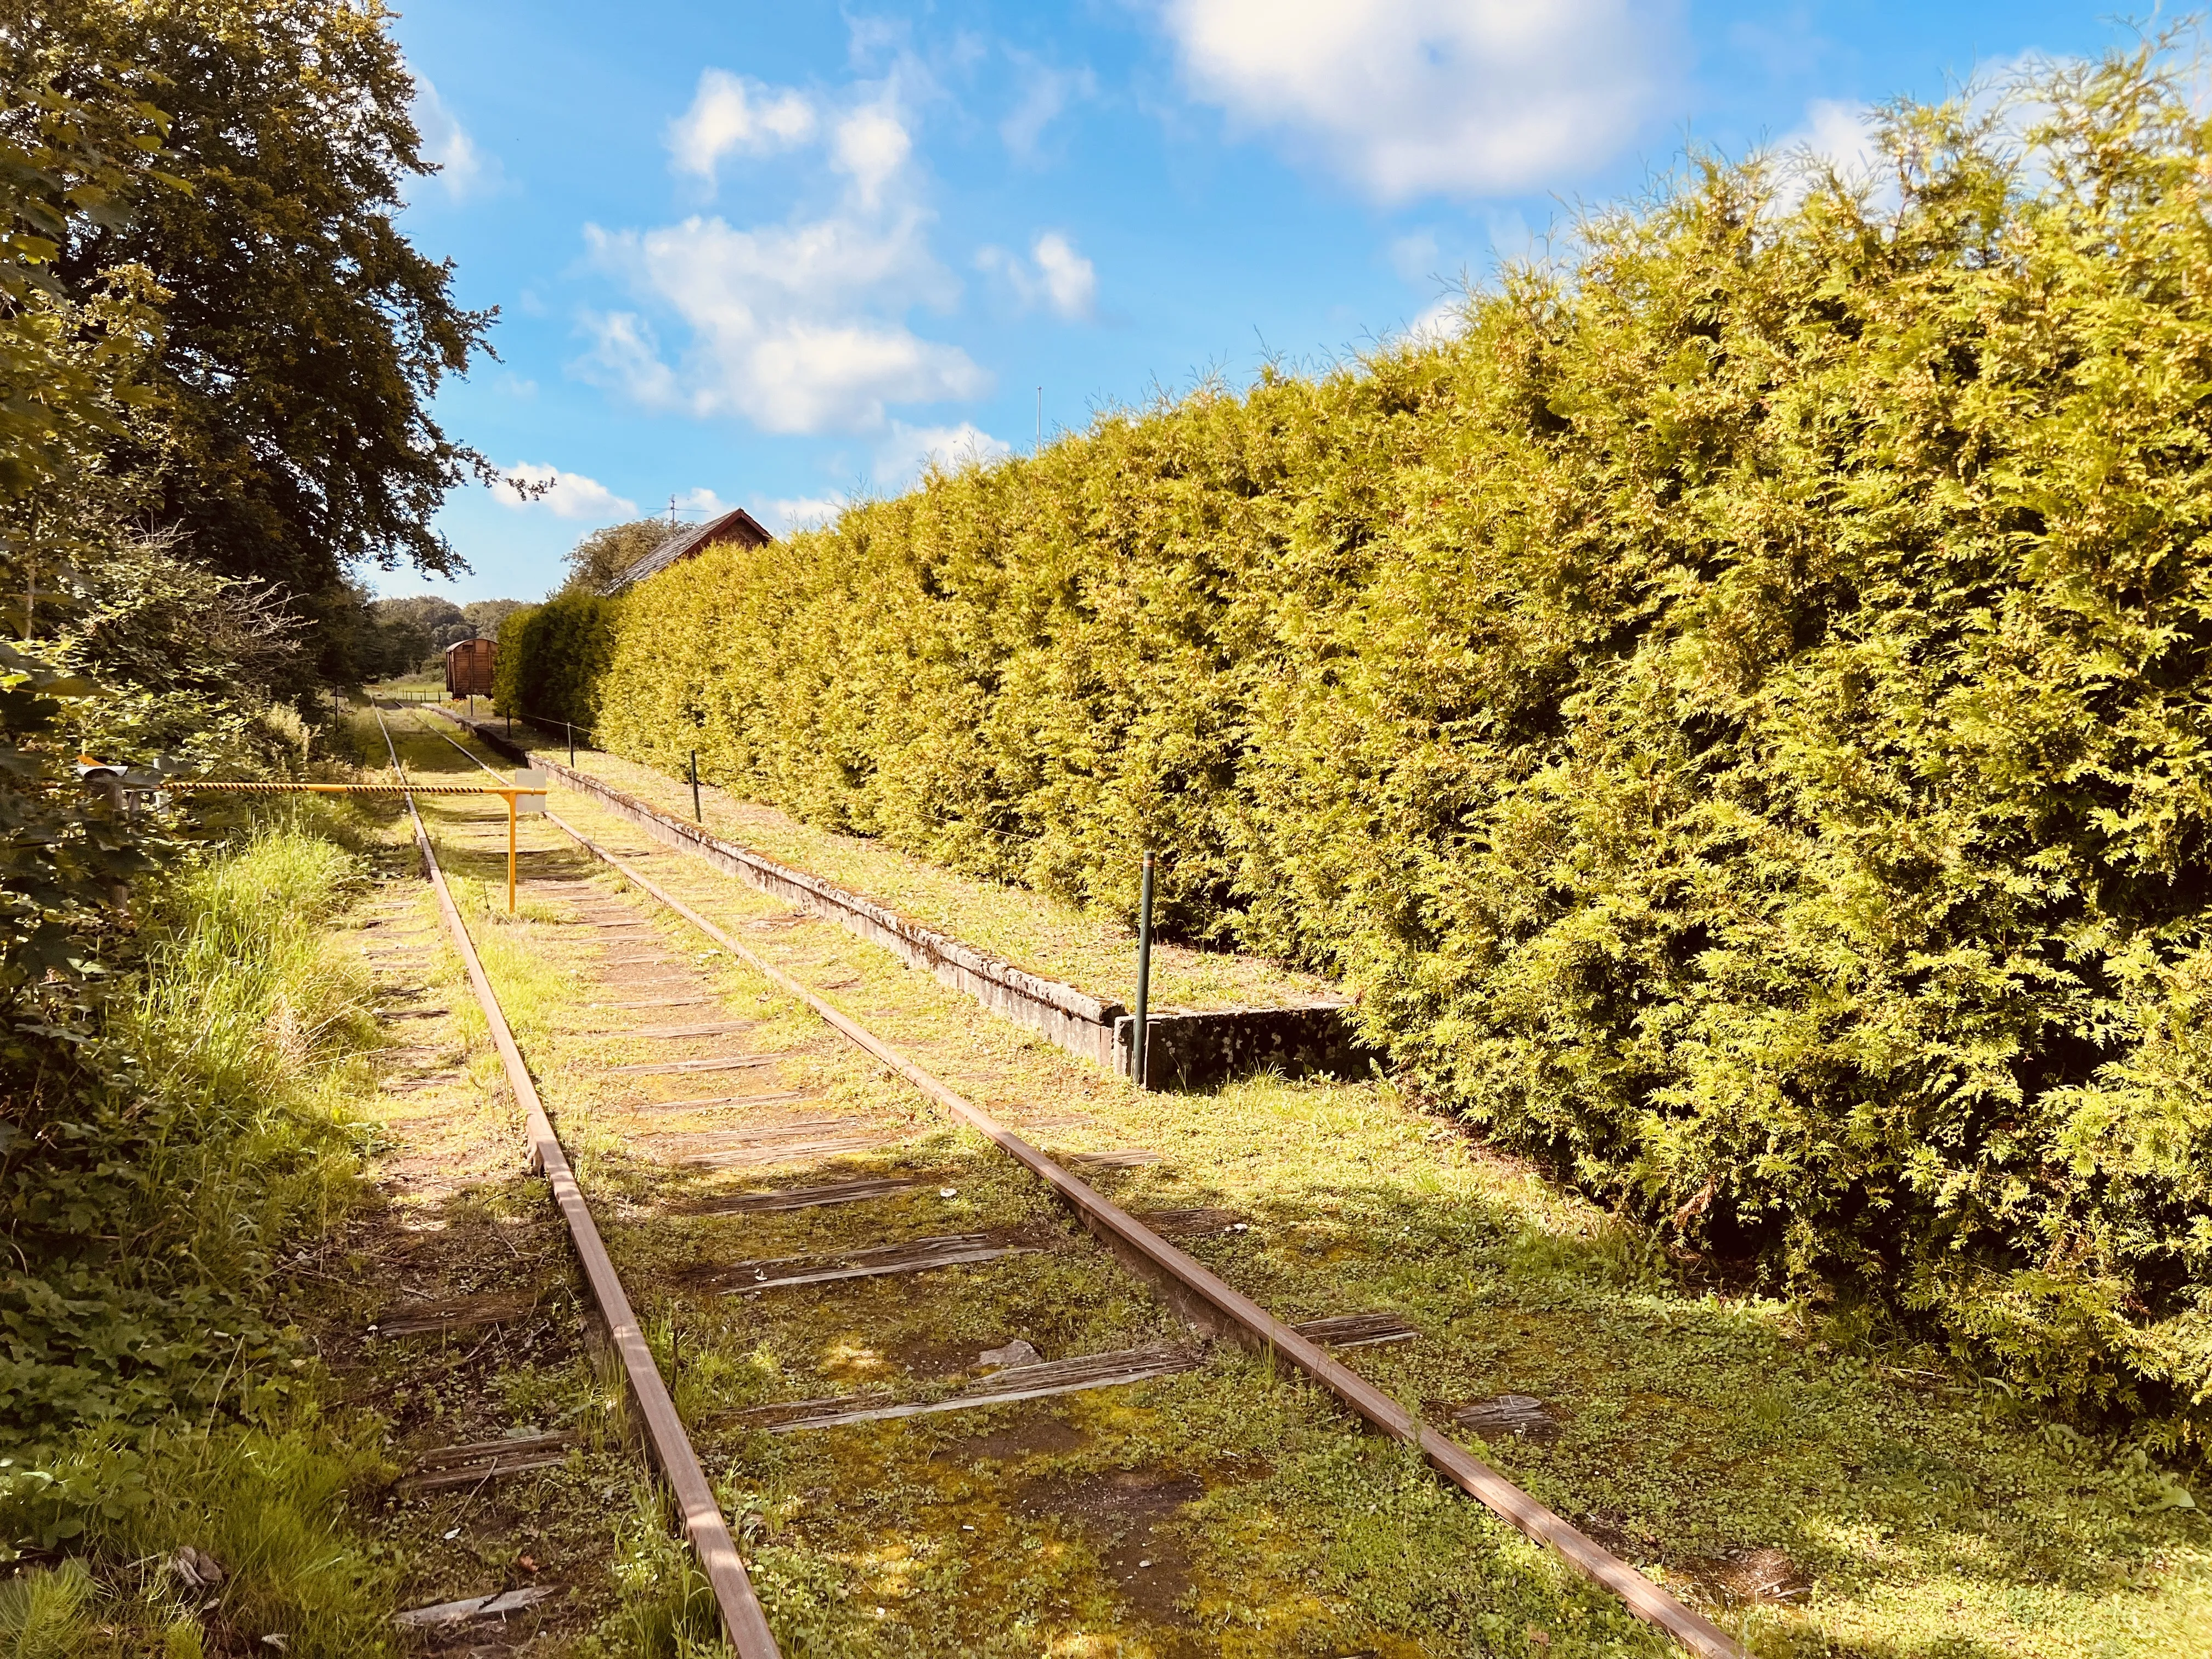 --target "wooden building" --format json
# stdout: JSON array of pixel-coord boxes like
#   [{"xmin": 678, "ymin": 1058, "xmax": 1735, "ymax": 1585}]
[
  {"xmin": 600, "ymin": 505, "xmax": 774, "ymax": 596},
  {"xmin": 445, "ymin": 635, "xmax": 498, "ymax": 697}
]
